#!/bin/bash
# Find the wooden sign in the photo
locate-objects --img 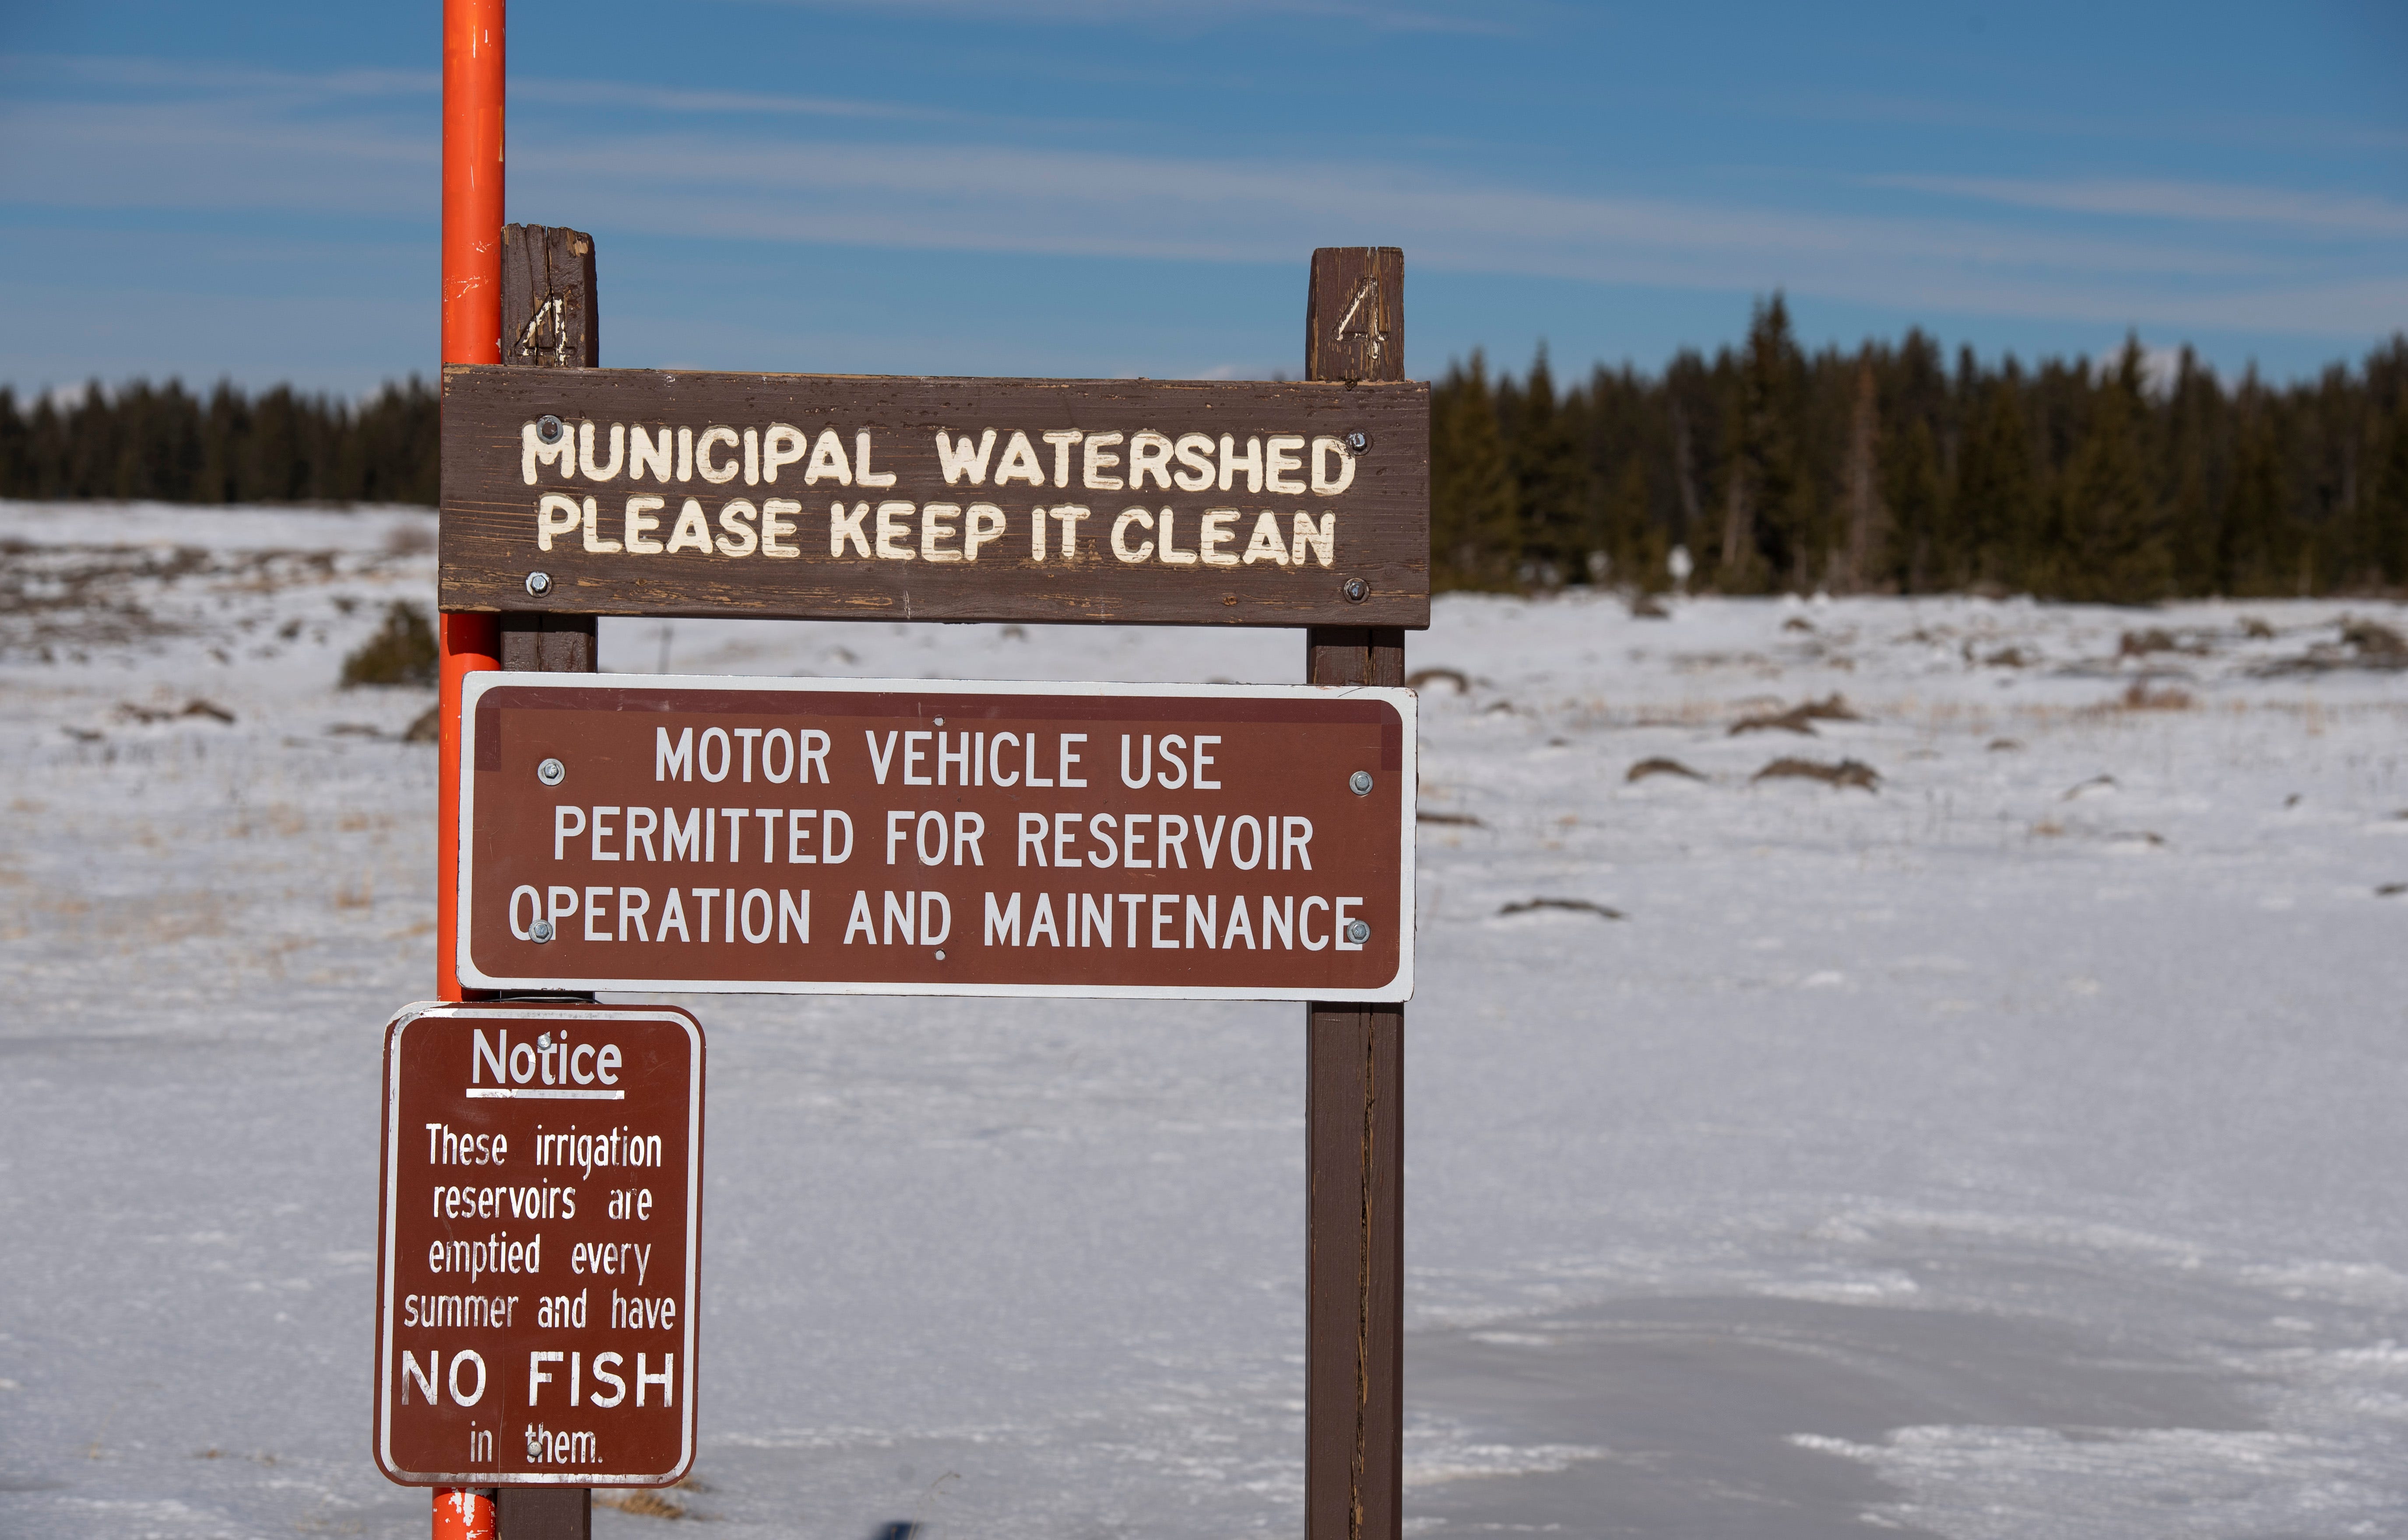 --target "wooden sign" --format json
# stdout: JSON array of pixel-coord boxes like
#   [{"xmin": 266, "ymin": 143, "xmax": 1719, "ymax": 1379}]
[
  {"xmin": 438, "ymin": 366, "xmax": 1430, "ymax": 628},
  {"xmin": 373, "ymin": 1002, "xmax": 705, "ymax": 1488},
  {"xmin": 454, "ymin": 673, "xmax": 1416, "ymax": 1001}
]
